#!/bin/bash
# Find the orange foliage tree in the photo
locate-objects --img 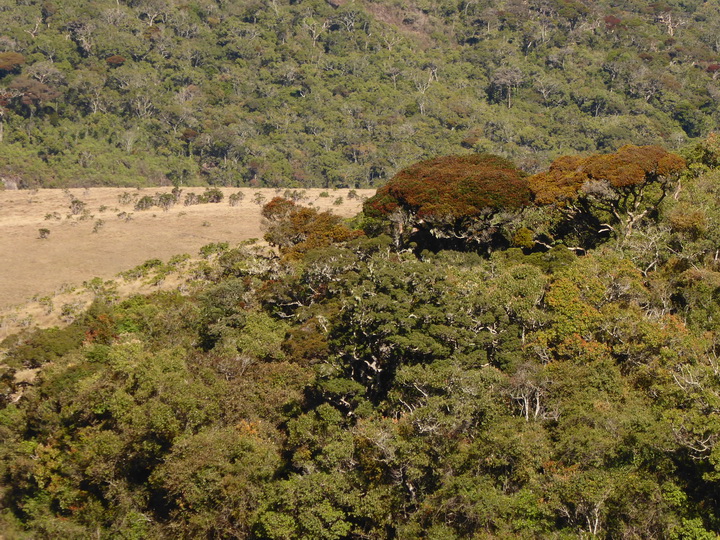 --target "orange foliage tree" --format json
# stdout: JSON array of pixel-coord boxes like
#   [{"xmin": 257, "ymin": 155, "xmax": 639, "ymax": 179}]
[
  {"xmin": 364, "ymin": 154, "xmax": 531, "ymax": 251},
  {"xmin": 528, "ymin": 145, "xmax": 686, "ymax": 242},
  {"xmin": 262, "ymin": 197, "xmax": 363, "ymax": 260},
  {"xmin": 7, "ymin": 76, "xmax": 61, "ymax": 117}
]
